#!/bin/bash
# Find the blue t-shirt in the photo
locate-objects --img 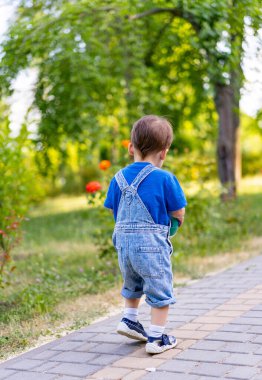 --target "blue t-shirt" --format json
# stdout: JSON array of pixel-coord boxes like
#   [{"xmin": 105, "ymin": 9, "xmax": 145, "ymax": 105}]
[{"xmin": 104, "ymin": 162, "xmax": 187, "ymax": 226}]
